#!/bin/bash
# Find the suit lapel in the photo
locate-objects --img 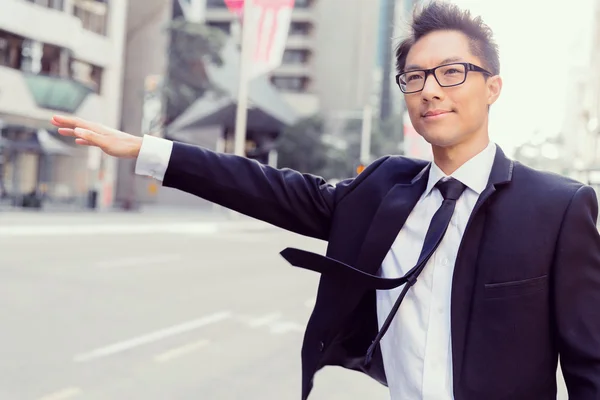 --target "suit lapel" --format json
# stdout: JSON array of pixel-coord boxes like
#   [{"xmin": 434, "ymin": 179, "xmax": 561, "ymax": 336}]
[
  {"xmin": 355, "ymin": 164, "xmax": 430, "ymax": 275},
  {"xmin": 451, "ymin": 146, "xmax": 514, "ymax": 388},
  {"xmin": 320, "ymin": 163, "xmax": 430, "ymax": 354}
]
